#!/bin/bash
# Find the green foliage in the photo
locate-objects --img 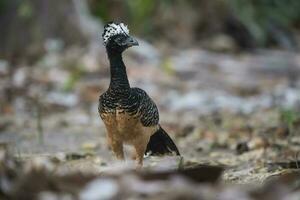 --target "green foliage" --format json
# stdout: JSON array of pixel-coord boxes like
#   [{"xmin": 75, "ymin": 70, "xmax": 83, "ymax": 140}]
[
  {"xmin": 161, "ymin": 58, "xmax": 175, "ymax": 75},
  {"xmin": 229, "ymin": 0, "xmax": 300, "ymax": 45},
  {"xmin": 279, "ymin": 108, "xmax": 300, "ymax": 131},
  {"xmin": 89, "ymin": 0, "xmax": 171, "ymax": 35},
  {"xmin": 18, "ymin": 0, "xmax": 33, "ymax": 18},
  {"xmin": 0, "ymin": 0, "xmax": 8, "ymax": 14},
  {"xmin": 90, "ymin": 0, "xmax": 300, "ymax": 47},
  {"xmin": 125, "ymin": 0, "xmax": 156, "ymax": 33},
  {"xmin": 0, "ymin": 0, "xmax": 33, "ymax": 18},
  {"xmin": 89, "ymin": 0, "xmax": 109, "ymax": 21}
]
